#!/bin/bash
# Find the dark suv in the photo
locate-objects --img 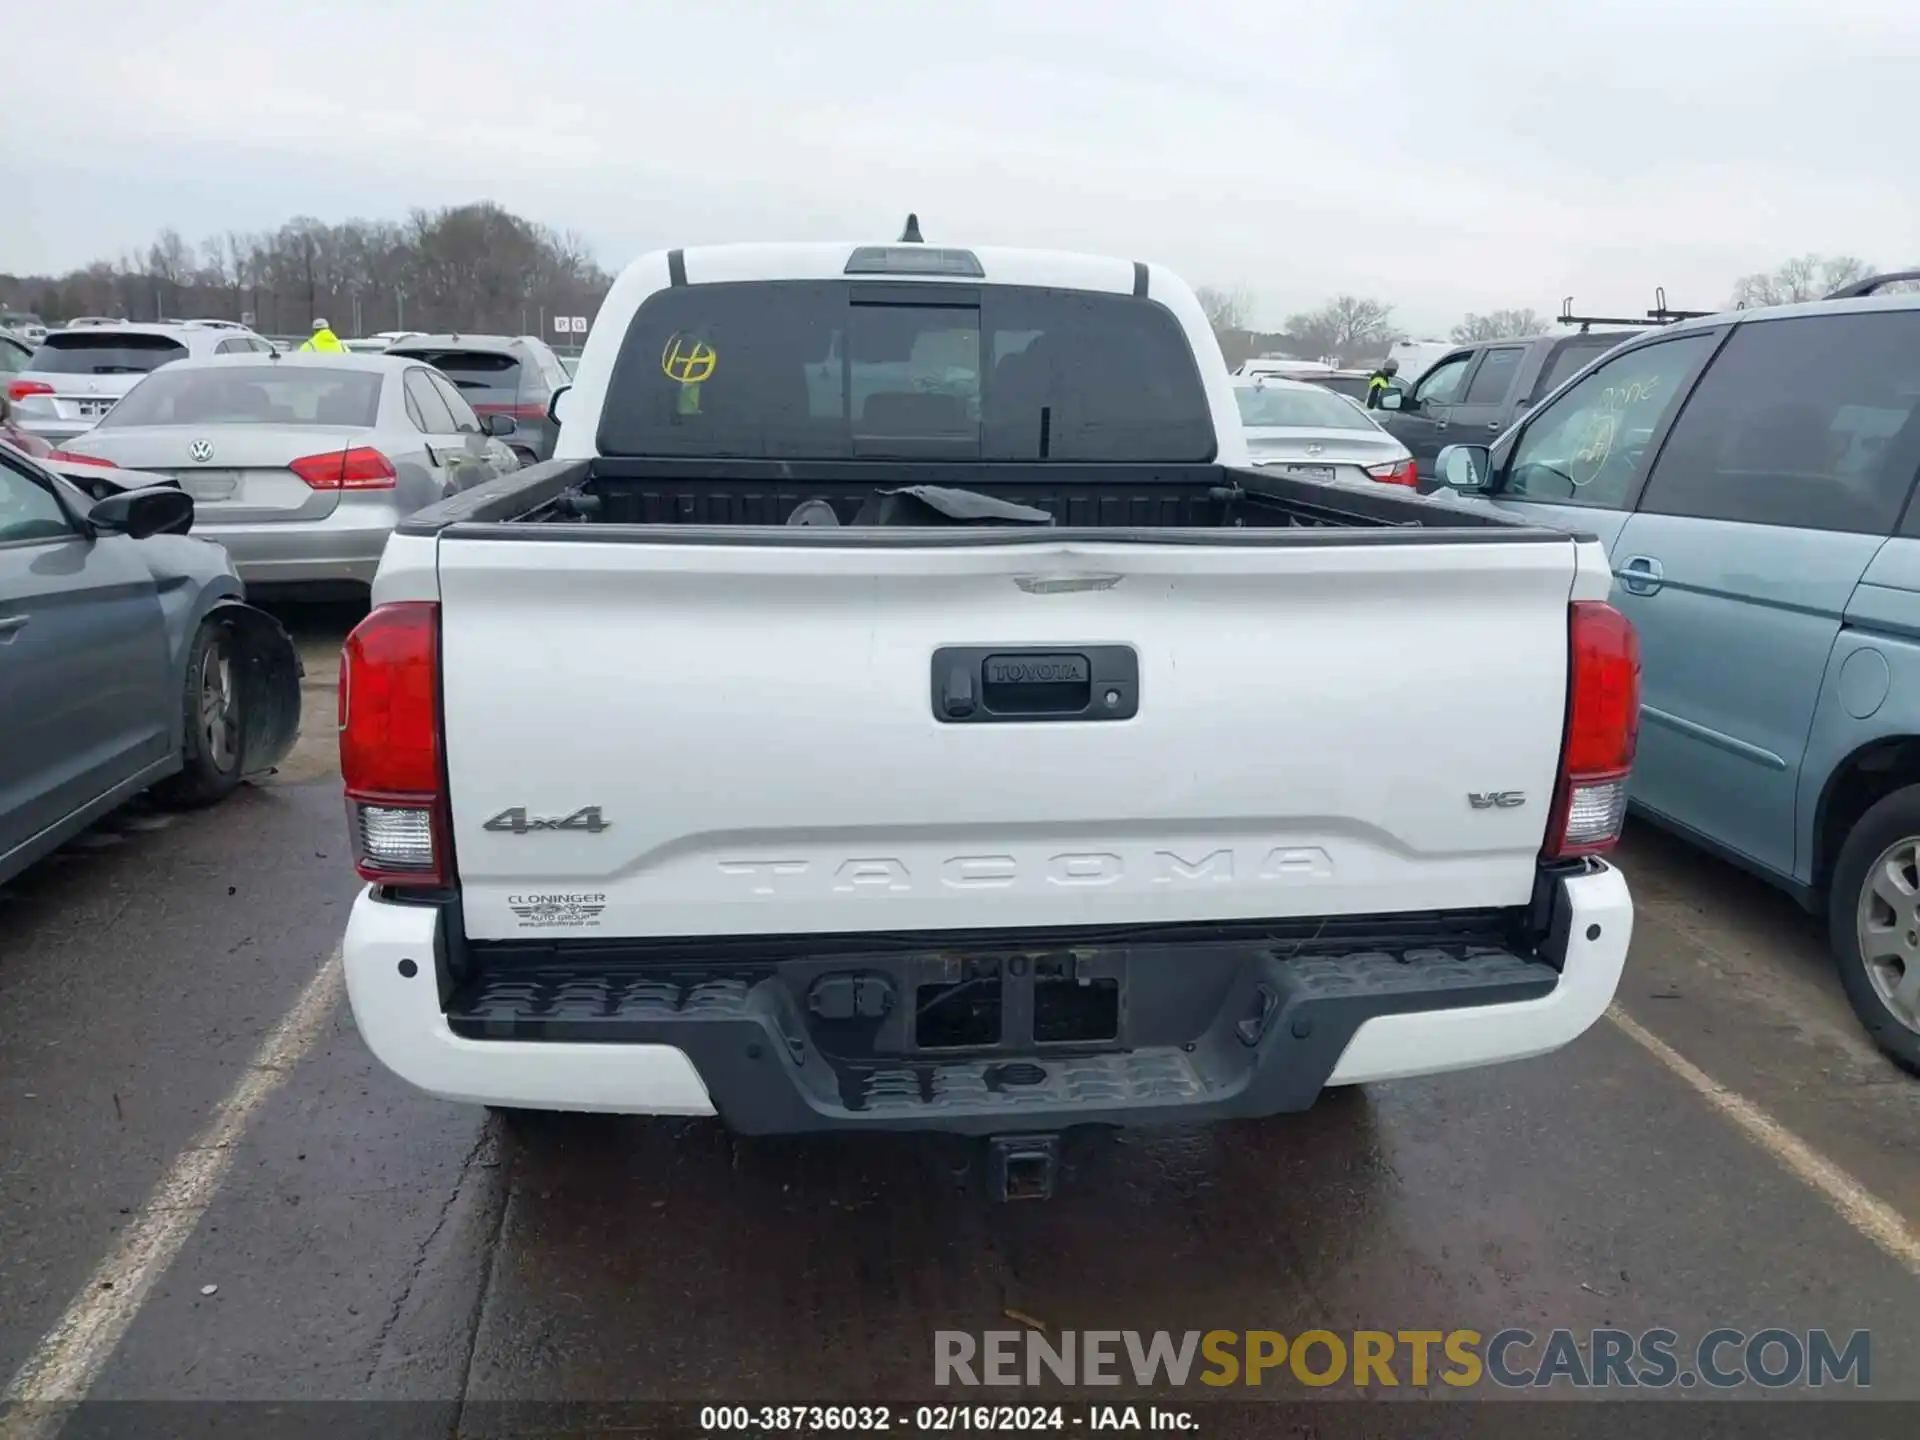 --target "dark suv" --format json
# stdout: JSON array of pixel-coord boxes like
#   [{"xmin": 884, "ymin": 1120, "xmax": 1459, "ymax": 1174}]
[
  {"xmin": 385, "ymin": 334, "xmax": 567, "ymax": 466},
  {"xmin": 1376, "ymin": 329, "xmax": 1645, "ymax": 484}
]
